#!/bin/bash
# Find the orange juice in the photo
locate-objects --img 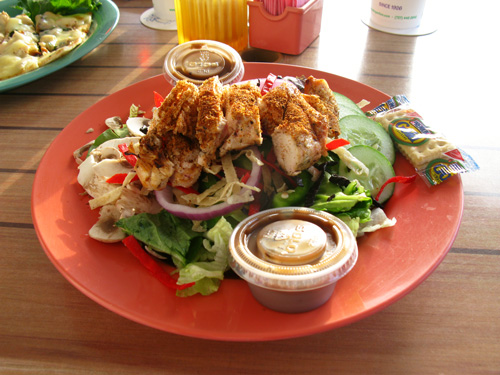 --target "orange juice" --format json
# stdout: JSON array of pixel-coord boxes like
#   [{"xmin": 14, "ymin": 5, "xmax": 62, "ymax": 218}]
[{"xmin": 174, "ymin": 0, "xmax": 248, "ymax": 52}]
